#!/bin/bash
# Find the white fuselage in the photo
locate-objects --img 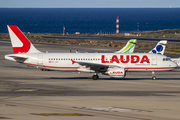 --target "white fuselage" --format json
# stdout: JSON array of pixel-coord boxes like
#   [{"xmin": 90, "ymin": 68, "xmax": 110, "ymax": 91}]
[{"xmin": 5, "ymin": 53, "xmax": 177, "ymax": 72}]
